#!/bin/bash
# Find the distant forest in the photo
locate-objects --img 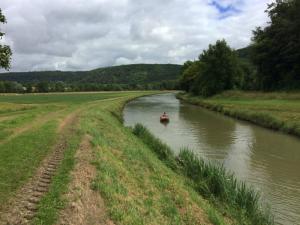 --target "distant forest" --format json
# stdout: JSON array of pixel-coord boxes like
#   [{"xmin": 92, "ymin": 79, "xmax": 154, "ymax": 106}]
[{"xmin": 0, "ymin": 64, "xmax": 181, "ymax": 93}]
